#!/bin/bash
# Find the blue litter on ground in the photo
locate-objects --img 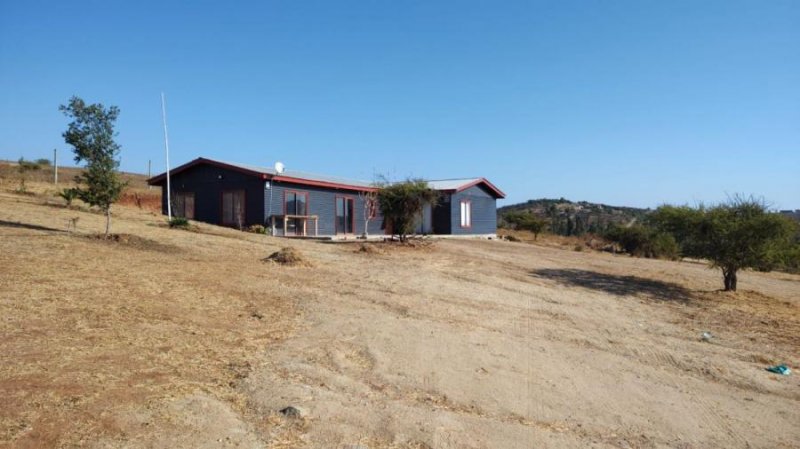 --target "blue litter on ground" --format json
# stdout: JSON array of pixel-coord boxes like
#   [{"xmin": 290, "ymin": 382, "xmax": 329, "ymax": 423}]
[{"xmin": 765, "ymin": 364, "xmax": 791, "ymax": 376}]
